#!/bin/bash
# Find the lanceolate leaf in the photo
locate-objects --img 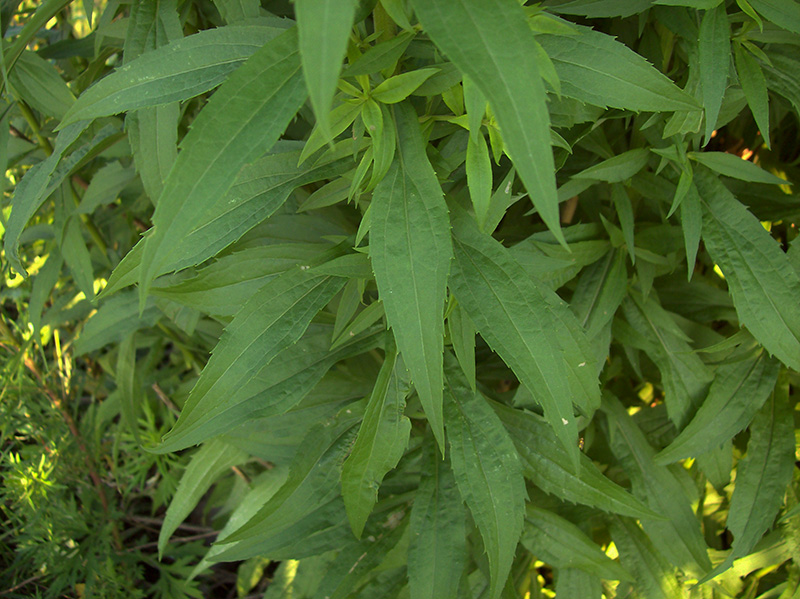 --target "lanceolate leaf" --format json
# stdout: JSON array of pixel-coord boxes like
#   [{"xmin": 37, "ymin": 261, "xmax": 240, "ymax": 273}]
[
  {"xmin": 139, "ymin": 27, "xmax": 307, "ymax": 304},
  {"xmin": 695, "ymin": 166, "xmax": 800, "ymax": 371},
  {"xmin": 689, "ymin": 151, "xmax": 787, "ymax": 184},
  {"xmin": 411, "ymin": 0, "xmax": 563, "ymax": 244},
  {"xmin": 444, "ymin": 358, "xmax": 526, "ymax": 599},
  {"xmin": 734, "ymin": 44, "xmax": 771, "ymax": 148},
  {"xmin": 748, "ymin": 0, "xmax": 800, "ymax": 34},
  {"xmin": 158, "ymin": 439, "xmax": 248, "ymax": 557},
  {"xmin": 369, "ymin": 102, "xmax": 452, "ymax": 448},
  {"xmin": 610, "ymin": 517, "xmax": 683, "ymax": 599},
  {"xmin": 621, "ymin": 292, "xmax": 713, "ymax": 428},
  {"xmin": 656, "ymin": 348, "xmax": 780, "ymax": 464},
  {"xmin": 574, "ymin": 149, "xmax": 650, "ymax": 183},
  {"xmin": 537, "ymin": 28, "xmax": 701, "ymax": 112},
  {"xmin": 61, "ymin": 25, "xmax": 288, "ymax": 125},
  {"xmin": 408, "ymin": 440, "xmax": 467, "ymax": 599},
  {"xmin": 219, "ymin": 406, "xmax": 363, "ymax": 552},
  {"xmin": 699, "ymin": 4, "xmax": 730, "ymax": 143},
  {"xmin": 603, "ymin": 395, "xmax": 712, "ymax": 577},
  {"xmin": 521, "ymin": 507, "xmax": 632, "ymax": 582},
  {"xmin": 5, "ymin": 121, "xmax": 88, "ymax": 276},
  {"xmin": 702, "ymin": 370, "xmax": 795, "ymax": 581},
  {"xmin": 341, "ymin": 338, "xmax": 412, "ymax": 537},
  {"xmin": 123, "ymin": 0, "xmax": 182, "ymax": 203},
  {"xmin": 295, "ymin": 0, "xmax": 358, "ymax": 142},
  {"xmin": 449, "ymin": 202, "xmax": 599, "ymax": 469},
  {"xmin": 493, "ymin": 401, "xmax": 657, "ymax": 520},
  {"xmin": 158, "ymin": 265, "xmax": 346, "ymax": 452}
]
